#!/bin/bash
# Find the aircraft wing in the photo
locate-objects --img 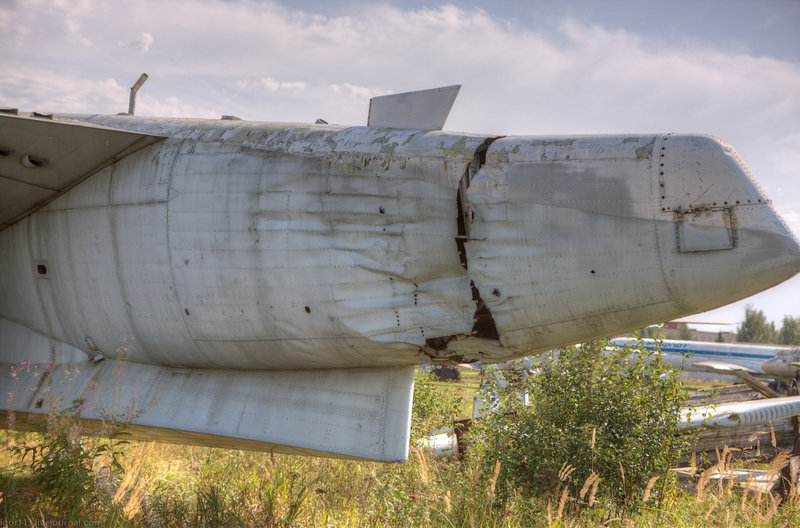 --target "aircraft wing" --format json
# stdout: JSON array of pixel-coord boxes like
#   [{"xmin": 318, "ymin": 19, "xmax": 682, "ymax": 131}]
[
  {"xmin": 1, "ymin": 318, "xmax": 414, "ymax": 461},
  {"xmin": 690, "ymin": 360, "xmax": 765, "ymax": 376},
  {"xmin": 0, "ymin": 113, "xmax": 164, "ymax": 230},
  {"xmin": 679, "ymin": 395, "xmax": 800, "ymax": 429}
]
